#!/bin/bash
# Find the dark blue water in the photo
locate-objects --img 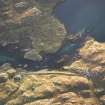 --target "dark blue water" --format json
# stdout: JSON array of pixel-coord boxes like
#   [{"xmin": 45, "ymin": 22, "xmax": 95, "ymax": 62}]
[{"xmin": 55, "ymin": 0, "xmax": 105, "ymax": 42}]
